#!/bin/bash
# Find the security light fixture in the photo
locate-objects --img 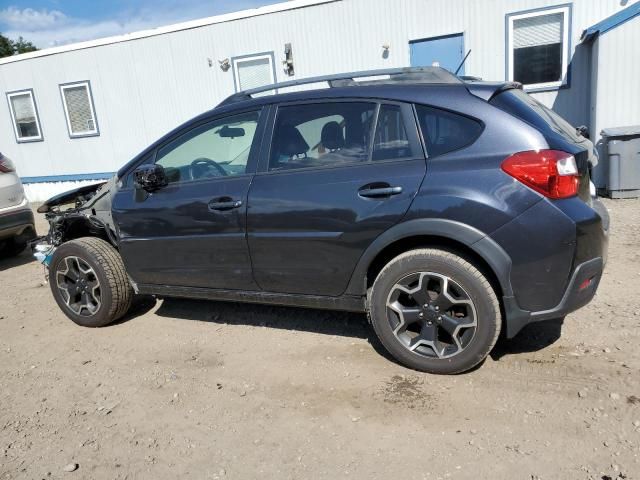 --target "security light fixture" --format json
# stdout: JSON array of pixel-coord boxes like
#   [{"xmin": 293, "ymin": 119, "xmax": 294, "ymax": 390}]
[{"xmin": 283, "ymin": 43, "xmax": 294, "ymax": 76}]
